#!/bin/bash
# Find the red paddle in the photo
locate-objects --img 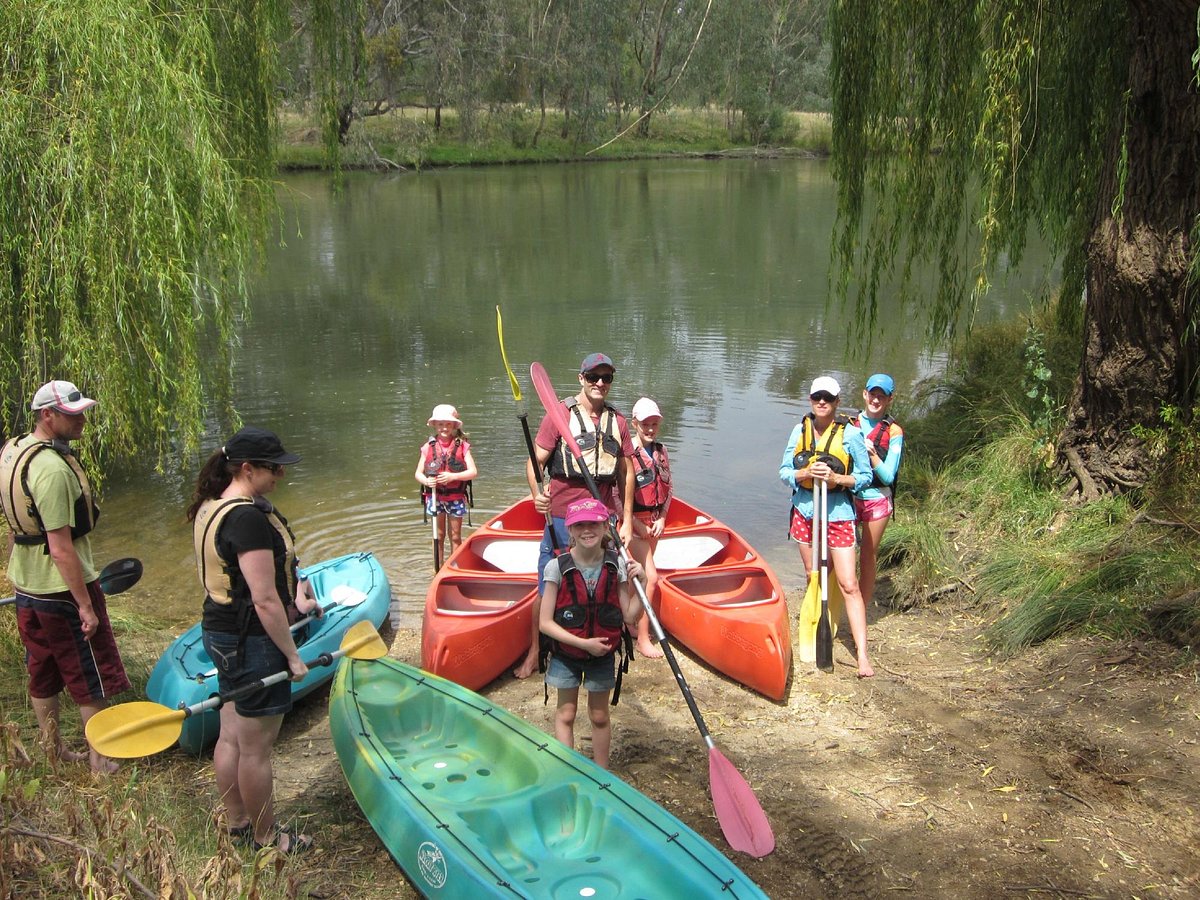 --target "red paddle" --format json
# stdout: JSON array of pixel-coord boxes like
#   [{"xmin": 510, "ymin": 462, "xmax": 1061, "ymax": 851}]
[{"xmin": 530, "ymin": 362, "xmax": 775, "ymax": 858}]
